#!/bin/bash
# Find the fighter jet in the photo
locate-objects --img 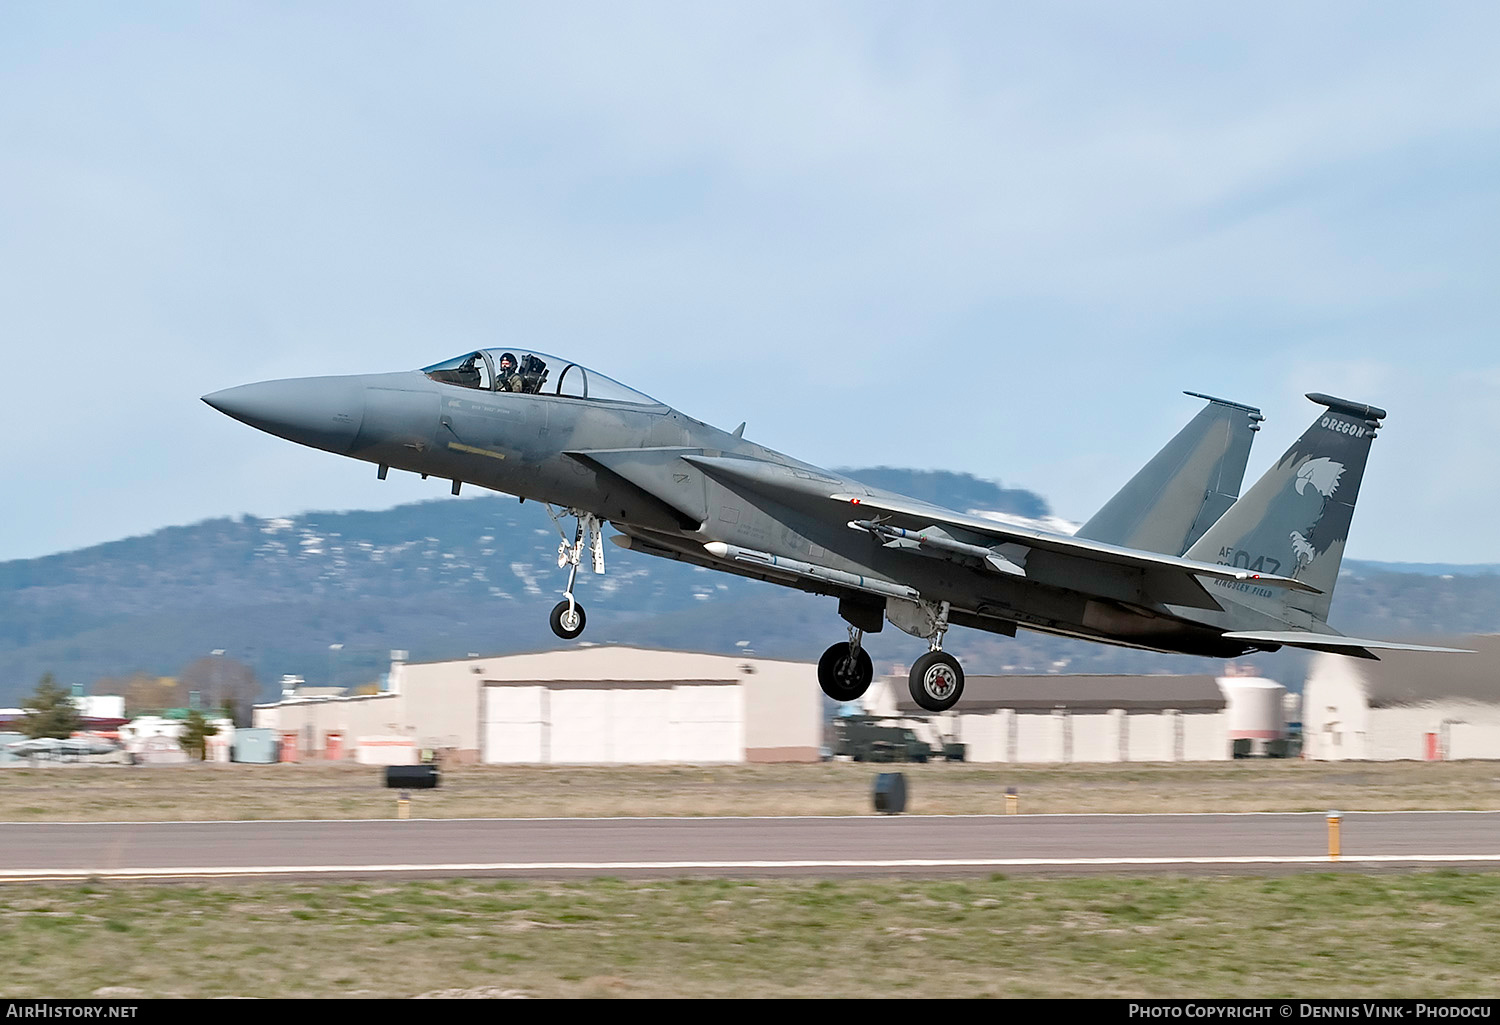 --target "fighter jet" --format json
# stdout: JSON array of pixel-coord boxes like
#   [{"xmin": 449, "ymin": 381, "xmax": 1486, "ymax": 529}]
[
  {"xmin": 7, "ymin": 736, "xmax": 119, "ymax": 760},
  {"xmin": 204, "ymin": 348, "xmax": 1465, "ymax": 712}
]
